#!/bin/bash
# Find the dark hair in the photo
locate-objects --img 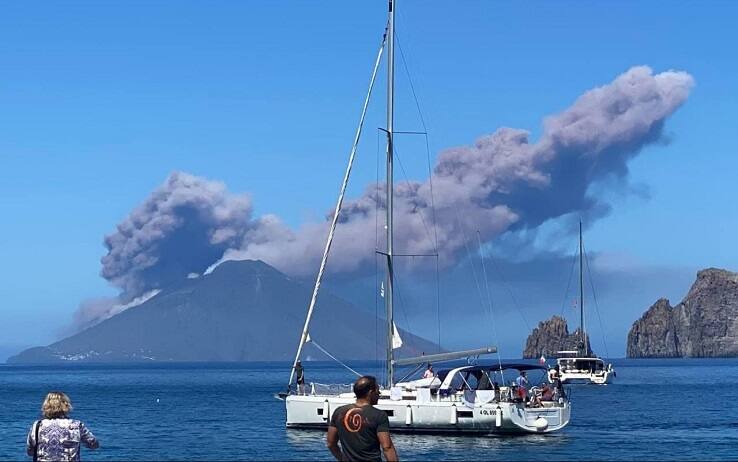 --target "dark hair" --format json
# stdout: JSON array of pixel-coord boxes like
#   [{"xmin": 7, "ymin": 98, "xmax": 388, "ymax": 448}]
[{"xmin": 353, "ymin": 375, "xmax": 378, "ymax": 399}]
